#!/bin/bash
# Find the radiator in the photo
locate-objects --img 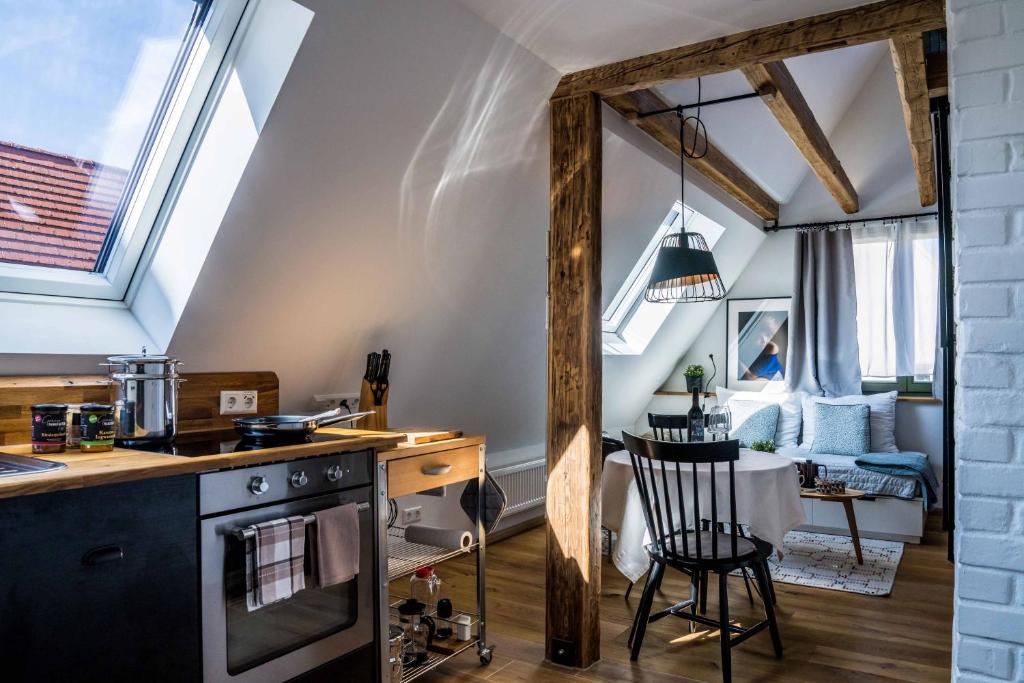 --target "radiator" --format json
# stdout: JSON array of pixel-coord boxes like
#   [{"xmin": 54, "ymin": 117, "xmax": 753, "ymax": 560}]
[{"xmin": 490, "ymin": 458, "xmax": 546, "ymax": 515}]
